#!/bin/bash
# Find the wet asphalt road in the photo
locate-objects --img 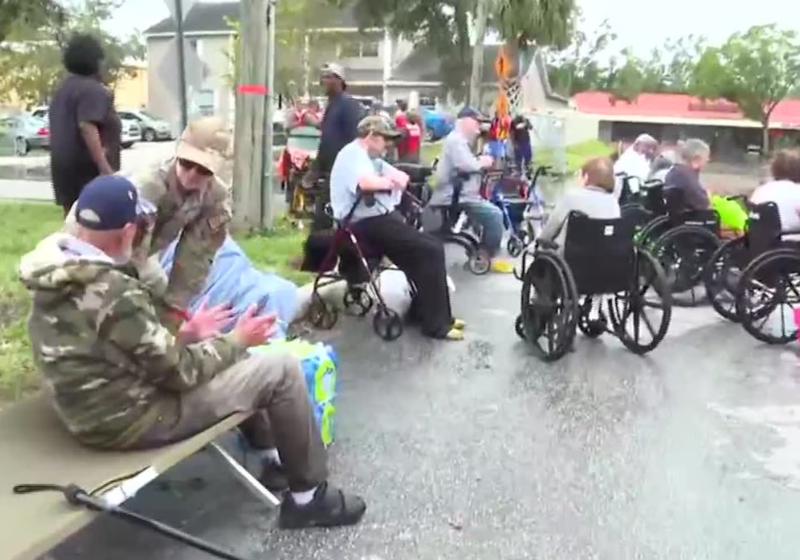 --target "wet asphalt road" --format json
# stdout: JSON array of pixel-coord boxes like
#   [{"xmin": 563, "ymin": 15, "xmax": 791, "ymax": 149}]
[{"xmin": 50, "ymin": 253, "xmax": 800, "ymax": 560}]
